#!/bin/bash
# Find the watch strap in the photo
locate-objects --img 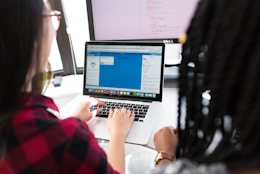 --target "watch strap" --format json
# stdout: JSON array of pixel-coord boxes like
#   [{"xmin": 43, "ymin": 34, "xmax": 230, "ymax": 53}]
[{"xmin": 154, "ymin": 151, "xmax": 175, "ymax": 166}]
